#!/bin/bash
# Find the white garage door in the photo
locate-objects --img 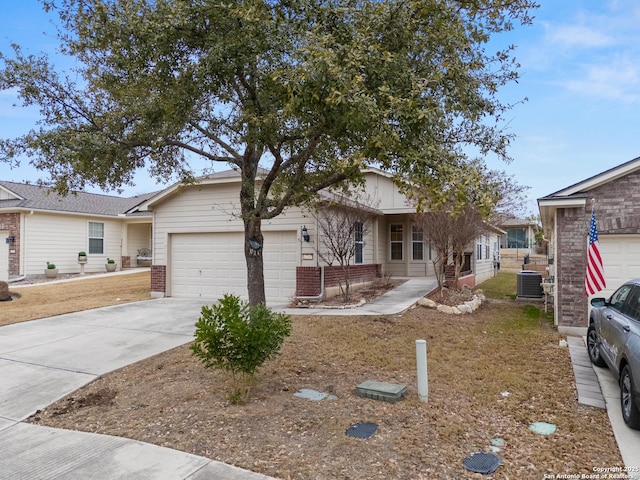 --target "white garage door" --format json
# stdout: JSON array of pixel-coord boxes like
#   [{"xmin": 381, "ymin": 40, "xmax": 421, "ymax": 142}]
[
  {"xmin": 598, "ymin": 235, "xmax": 640, "ymax": 297},
  {"xmin": 170, "ymin": 231, "xmax": 298, "ymax": 304}
]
